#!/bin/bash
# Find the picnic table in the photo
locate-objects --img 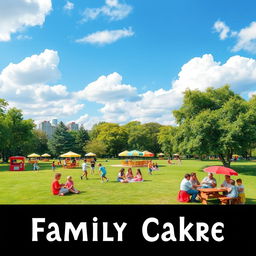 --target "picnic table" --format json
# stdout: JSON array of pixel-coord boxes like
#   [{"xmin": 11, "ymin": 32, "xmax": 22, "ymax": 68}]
[{"xmin": 197, "ymin": 188, "xmax": 228, "ymax": 205}]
